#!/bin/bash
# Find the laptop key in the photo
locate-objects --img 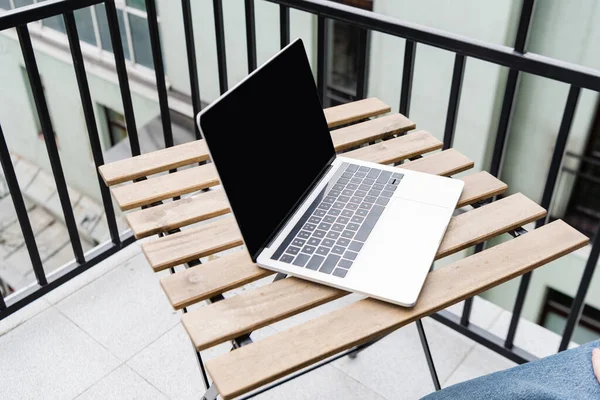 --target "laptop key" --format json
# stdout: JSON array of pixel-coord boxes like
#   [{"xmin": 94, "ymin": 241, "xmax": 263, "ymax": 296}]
[
  {"xmin": 332, "ymin": 202, "xmax": 345, "ymax": 209},
  {"xmin": 280, "ymin": 254, "xmax": 295, "ymax": 263},
  {"xmin": 384, "ymin": 184, "xmax": 397, "ymax": 192},
  {"xmin": 292, "ymin": 238, "xmax": 306, "ymax": 247},
  {"xmin": 292, "ymin": 253, "xmax": 310, "ymax": 267},
  {"xmin": 328, "ymin": 208, "xmax": 341, "ymax": 216},
  {"xmin": 338, "ymin": 195, "xmax": 350, "ymax": 202},
  {"xmin": 308, "ymin": 238, "xmax": 321, "ymax": 246},
  {"xmin": 358, "ymin": 166, "xmax": 370, "ymax": 173},
  {"xmin": 350, "ymin": 177, "xmax": 362, "ymax": 184},
  {"xmin": 332, "ymin": 268, "xmax": 348, "ymax": 278},
  {"xmin": 375, "ymin": 197, "xmax": 390, "ymax": 206},
  {"xmin": 347, "ymin": 223, "xmax": 360, "ymax": 231},
  {"xmin": 368, "ymin": 189, "xmax": 381, "ymax": 197},
  {"xmin": 313, "ymin": 230, "xmax": 326, "ymax": 238},
  {"xmin": 318, "ymin": 222, "xmax": 332, "ymax": 230},
  {"xmin": 308, "ymin": 216, "xmax": 321, "ymax": 224},
  {"xmin": 302, "ymin": 245, "xmax": 316, "ymax": 254},
  {"xmin": 286, "ymin": 246, "xmax": 300, "ymax": 255},
  {"xmin": 319, "ymin": 254, "xmax": 341, "ymax": 274},
  {"xmin": 354, "ymin": 190, "xmax": 367, "ymax": 197},
  {"xmin": 367, "ymin": 169, "xmax": 380, "ymax": 179},
  {"xmin": 354, "ymin": 171, "xmax": 367, "ymax": 178},
  {"xmin": 380, "ymin": 190, "xmax": 393, "ymax": 198},
  {"xmin": 336, "ymin": 238, "xmax": 350, "ymax": 247},
  {"xmin": 346, "ymin": 164, "xmax": 359, "ymax": 172},
  {"xmin": 391, "ymin": 172, "xmax": 404, "ymax": 179},
  {"xmin": 306, "ymin": 255, "xmax": 325, "ymax": 270},
  {"xmin": 350, "ymin": 196, "xmax": 362, "ymax": 204},
  {"xmin": 322, "ymin": 239, "xmax": 335, "ymax": 247},
  {"xmin": 331, "ymin": 246, "xmax": 345, "ymax": 255},
  {"xmin": 323, "ymin": 196, "xmax": 336, "ymax": 204},
  {"xmin": 355, "ymin": 209, "xmax": 368, "ymax": 216},
  {"xmin": 358, "ymin": 184, "xmax": 371, "ymax": 192},
  {"xmin": 376, "ymin": 171, "xmax": 392, "ymax": 184},
  {"xmin": 298, "ymin": 230, "xmax": 311, "ymax": 239},
  {"xmin": 351, "ymin": 215, "xmax": 364, "ymax": 223},
  {"xmin": 346, "ymin": 203, "xmax": 358, "ymax": 210},
  {"xmin": 372, "ymin": 183, "xmax": 384, "ymax": 191},
  {"xmin": 323, "ymin": 215, "xmax": 336, "ymax": 223},
  {"xmin": 341, "ymin": 210, "xmax": 354, "ymax": 217},
  {"xmin": 349, "ymin": 241, "xmax": 363, "ymax": 252},
  {"xmin": 326, "ymin": 231, "xmax": 340, "ymax": 239},
  {"xmin": 333, "ymin": 184, "xmax": 345, "ymax": 191},
  {"xmin": 314, "ymin": 209, "xmax": 327, "ymax": 217},
  {"xmin": 342, "ymin": 189, "xmax": 354, "ymax": 196},
  {"xmin": 364, "ymin": 196, "xmax": 377, "ymax": 203},
  {"xmin": 328, "ymin": 190, "xmax": 341, "ymax": 197},
  {"xmin": 303, "ymin": 223, "xmax": 316, "ymax": 231},
  {"xmin": 344, "ymin": 250, "xmax": 359, "ymax": 260},
  {"xmin": 342, "ymin": 172, "xmax": 354, "ymax": 179},
  {"xmin": 363, "ymin": 178, "xmax": 375, "ymax": 185},
  {"xmin": 331, "ymin": 223, "xmax": 345, "ymax": 232},
  {"xmin": 337, "ymin": 216, "xmax": 350, "ymax": 224},
  {"xmin": 318, "ymin": 203, "xmax": 331, "ymax": 210},
  {"xmin": 337, "ymin": 178, "xmax": 350, "ymax": 185},
  {"xmin": 338, "ymin": 259, "xmax": 353, "ymax": 269},
  {"xmin": 347, "ymin": 183, "xmax": 359, "ymax": 190},
  {"xmin": 359, "ymin": 202, "xmax": 372, "ymax": 210},
  {"xmin": 316, "ymin": 246, "xmax": 330, "ymax": 256},
  {"xmin": 341, "ymin": 230, "xmax": 355, "ymax": 239},
  {"xmin": 355, "ymin": 204, "xmax": 385, "ymax": 242}
]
